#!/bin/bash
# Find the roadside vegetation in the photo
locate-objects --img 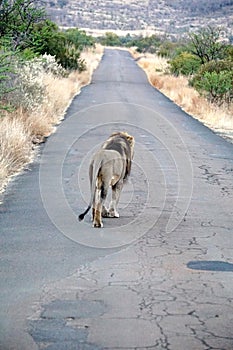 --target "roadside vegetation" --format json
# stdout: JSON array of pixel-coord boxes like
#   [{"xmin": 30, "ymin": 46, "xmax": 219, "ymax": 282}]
[
  {"xmin": 0, "ymin": 0, "xmax": 103, "ymax": 194},
  {"xmin": 1, "ymin": 4, "xmax": 232, "ymax": 196},
  {"xmin": 99, "ymin": 27, "xmax": 233, "ymax": 142}
]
